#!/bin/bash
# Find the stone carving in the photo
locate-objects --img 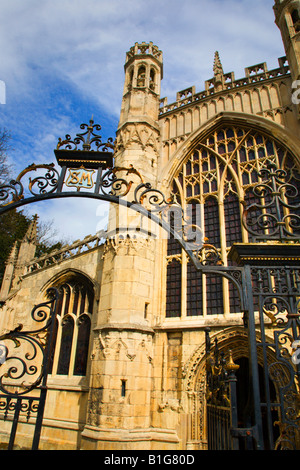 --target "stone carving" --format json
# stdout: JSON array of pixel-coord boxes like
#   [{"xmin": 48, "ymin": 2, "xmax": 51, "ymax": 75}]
[
  {"xmin": 97, "ymin": 330, "xmax": 153, "ymax": 363},
  {"xmin": 103, "ymin": 234, "xmax": 154, "ymax": 257},
  {"xmin": 115, "ymin": 123, "xmax": 160, "ymax": 155},
  {"xmin": 158, "ymin": 399, "xmax": 183, "ymax": 413}
]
